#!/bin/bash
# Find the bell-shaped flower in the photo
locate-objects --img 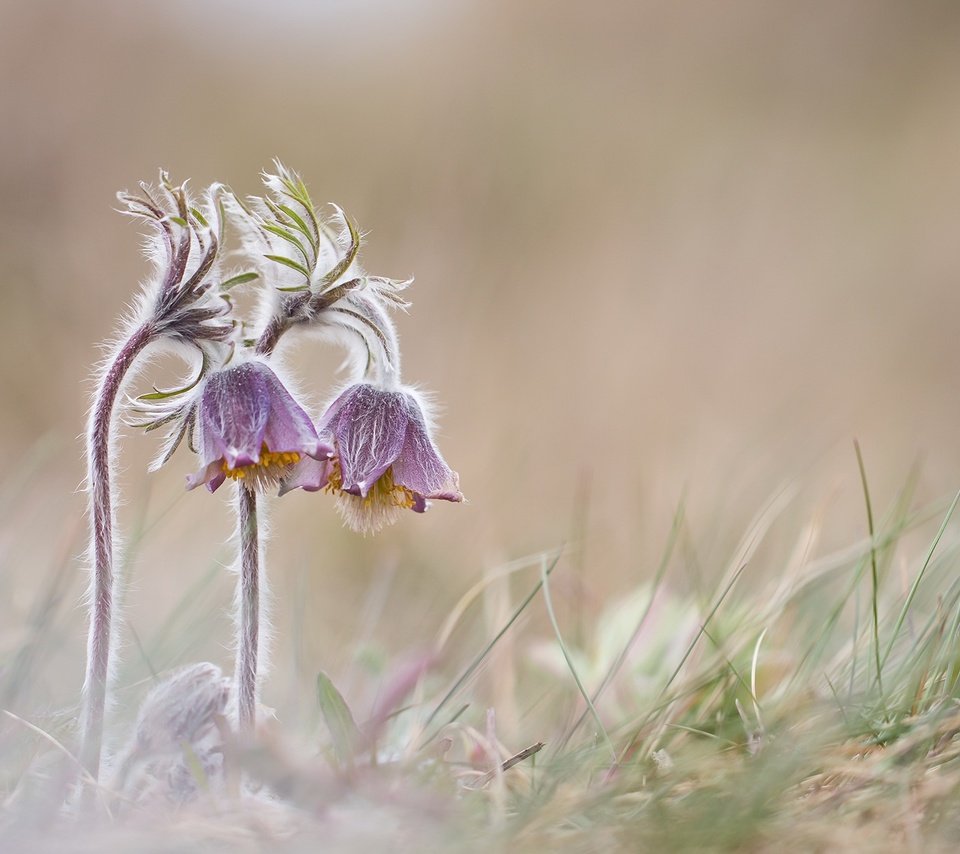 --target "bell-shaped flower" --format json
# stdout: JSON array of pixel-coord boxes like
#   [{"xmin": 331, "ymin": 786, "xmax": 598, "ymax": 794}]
[
  {"xmin": 187, "ymin": 360, "xmax": 332, "ymax": 493},
  {"xmin": 280, "ymin": 383, "xmax": 462, "ymax": 533}
]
